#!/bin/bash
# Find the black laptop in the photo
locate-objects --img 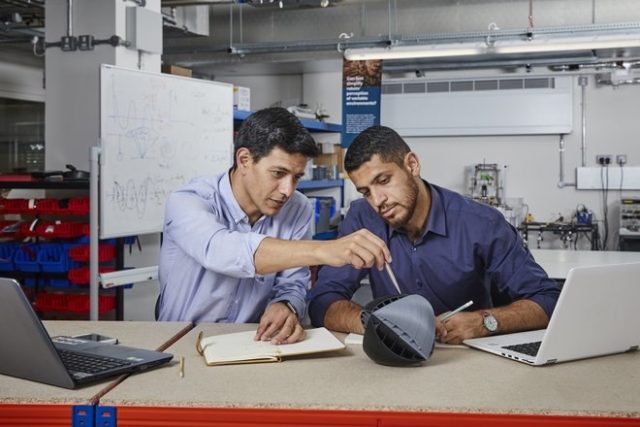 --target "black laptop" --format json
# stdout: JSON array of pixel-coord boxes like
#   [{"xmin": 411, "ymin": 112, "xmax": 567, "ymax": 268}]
[{"xmin": 0, "ymin": 278, "xmax": 173, "ymax": 389}]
